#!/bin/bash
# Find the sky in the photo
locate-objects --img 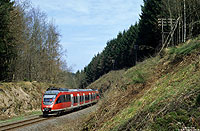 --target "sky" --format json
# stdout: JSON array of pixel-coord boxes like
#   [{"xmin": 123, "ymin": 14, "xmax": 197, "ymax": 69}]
[{"xmin": 29, "ymin": 0, "xmax": 143, "ymax": 72}]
